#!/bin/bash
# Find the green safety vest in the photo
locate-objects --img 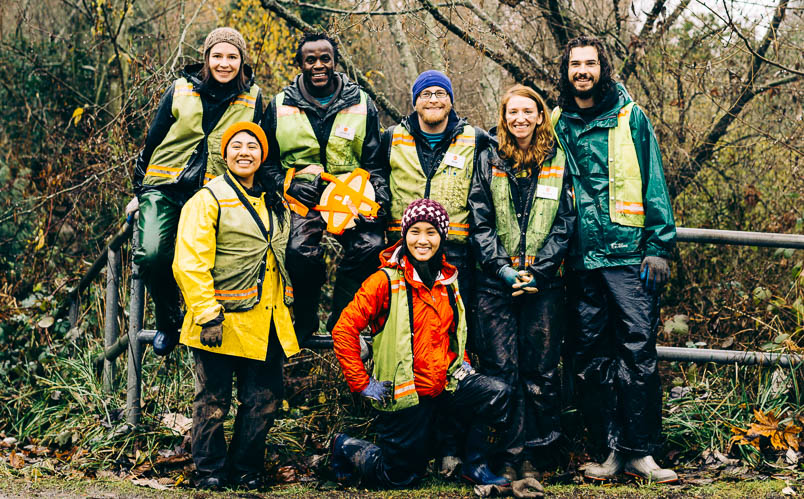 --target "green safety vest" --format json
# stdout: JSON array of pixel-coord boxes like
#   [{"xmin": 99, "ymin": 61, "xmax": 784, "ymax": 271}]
[
  {"xmin": 204, "ymin": 173, "xmax": 294, "ymax": 311},
  {"xmin": 388, "ymin": 124, "xmax": 476, "ymax": 243},
  {"xmin": 553, "ymin": 102, "xmax": 645, "ymax": 227},
  {"xmin": 273, "ymin": 91, "xmax": 368, "ymax": 177},
  {"xmin": 490, "ymin": 147, "xmax": 566, "ymax": 269},
  {"xmin": 371, "ymin": 266, "xmax": 467, "ymax": 412},
  {"xmin": 143, "ymin": 78, "xmax": 260, "ymax": 187}
]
